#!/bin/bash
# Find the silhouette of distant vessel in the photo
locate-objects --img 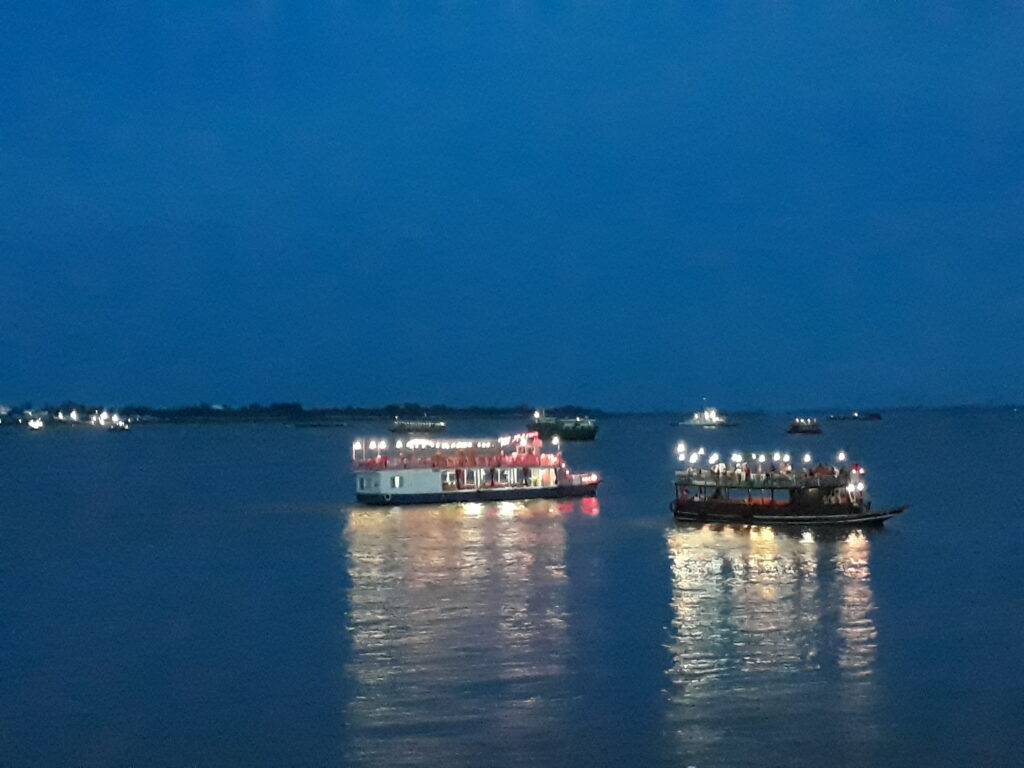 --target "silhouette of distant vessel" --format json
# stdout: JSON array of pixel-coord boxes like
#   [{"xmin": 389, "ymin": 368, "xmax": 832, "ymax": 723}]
[
  {"xmin": 675, "ymin": 404, "xmax": 734, "ymax": 428},
  {"xmin": 527, "ymin": 410, "xmax": 598, "ymax": 441},
  {"xmin": 787, "ymin": 417, "xmax": 822, "ymax": 434},
  {"xmin": 828, "ymin": 411, "xmax": 882, "ymax": 421},
  {"xmin": 390, "ymin": 418, "xmax": 447, "ymax": 434}
]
